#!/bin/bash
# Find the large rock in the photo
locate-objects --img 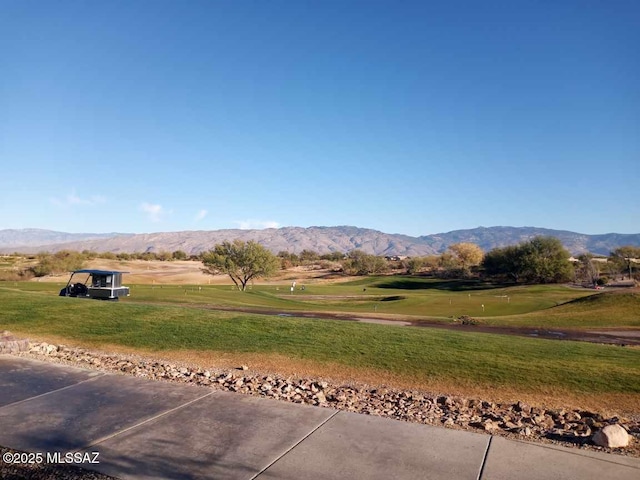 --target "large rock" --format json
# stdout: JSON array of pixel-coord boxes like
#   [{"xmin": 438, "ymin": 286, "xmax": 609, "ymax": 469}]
[
  {"xmin": 592, "ymin": 424, "xmax": 630, "ymax": 448},
  {"xmin": 0, "ymin": 331, "xmax": 30, "ymax": 354}
]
